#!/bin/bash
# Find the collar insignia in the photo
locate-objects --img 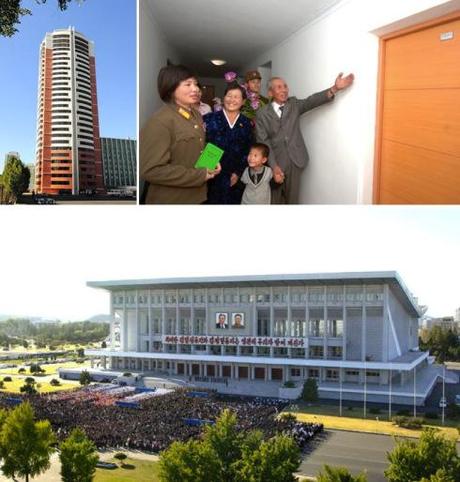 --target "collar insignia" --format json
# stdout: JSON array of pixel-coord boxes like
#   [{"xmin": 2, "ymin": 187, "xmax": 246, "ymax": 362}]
[{"xmin": 178, "ymin": 107, "xmax": 191, "ymax": 120}]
